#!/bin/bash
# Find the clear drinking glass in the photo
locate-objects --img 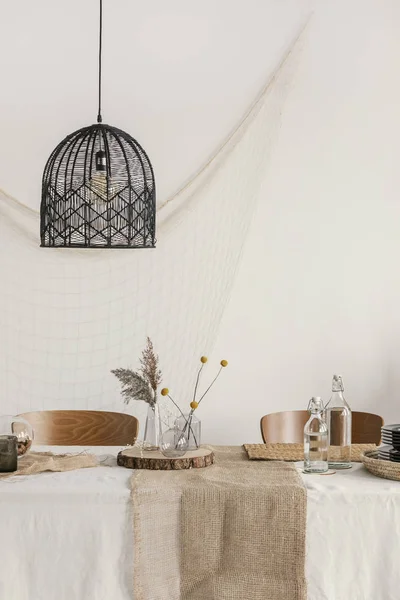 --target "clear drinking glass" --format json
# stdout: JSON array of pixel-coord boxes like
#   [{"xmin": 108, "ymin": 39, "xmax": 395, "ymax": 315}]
[
  {"xmin": 324, "ymin": 374, "xmax": 352, "ymax": 469},
  {"xmin": 304, "ymin": 397, "xmax": 328, "ymax": 473}
]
